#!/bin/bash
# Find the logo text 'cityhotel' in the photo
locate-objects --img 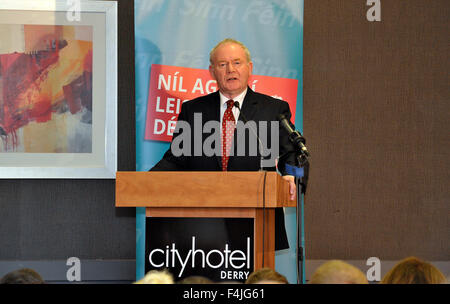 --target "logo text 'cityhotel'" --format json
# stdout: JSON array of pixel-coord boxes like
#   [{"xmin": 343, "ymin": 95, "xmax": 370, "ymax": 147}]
[{"xmin": 148, "ymin": 236, "xmax": 251, "ymax": 279}]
